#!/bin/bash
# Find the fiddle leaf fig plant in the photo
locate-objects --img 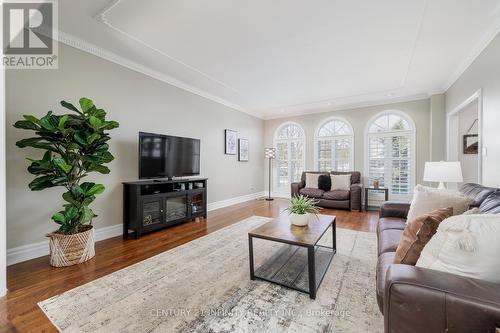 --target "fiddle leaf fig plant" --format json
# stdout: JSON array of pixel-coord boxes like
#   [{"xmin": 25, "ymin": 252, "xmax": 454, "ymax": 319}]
[{"xmin": 14, "ymin": 98, "xmax": 119, "ymax": 234}]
